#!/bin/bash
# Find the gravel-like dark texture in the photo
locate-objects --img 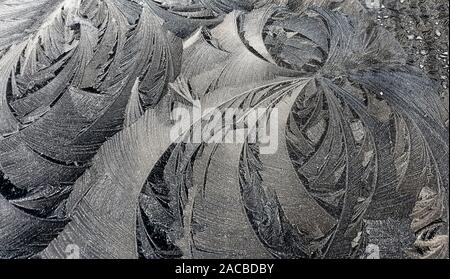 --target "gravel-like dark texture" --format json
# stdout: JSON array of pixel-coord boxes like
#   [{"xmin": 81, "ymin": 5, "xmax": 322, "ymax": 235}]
[{"xmin": 360, "ymin": 0, "xmax": 449, "ymax": 120}]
